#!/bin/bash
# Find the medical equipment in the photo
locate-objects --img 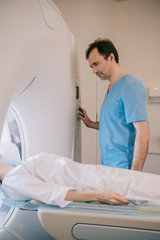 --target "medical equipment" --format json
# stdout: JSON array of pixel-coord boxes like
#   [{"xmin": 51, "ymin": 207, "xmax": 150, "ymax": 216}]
[
  {"xmin": 0, "ymin": 0, "xmax": 80, "ymax": 239},
  {"xmin": 38, "ymin": 202, "xmax": 160, "ymax": 240}
]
